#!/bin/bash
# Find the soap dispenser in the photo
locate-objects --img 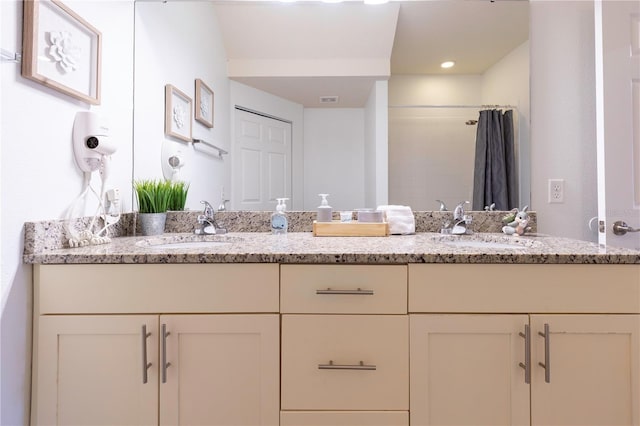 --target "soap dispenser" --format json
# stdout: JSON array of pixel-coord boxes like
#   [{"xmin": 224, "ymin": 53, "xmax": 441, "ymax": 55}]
[
  {"xmin": 271, "ymin": 198, "xmax": 289, "ymax": 234},
  {"xmin": 317, "ymin": 194, "xmax": 333, "ymax": 222}
]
